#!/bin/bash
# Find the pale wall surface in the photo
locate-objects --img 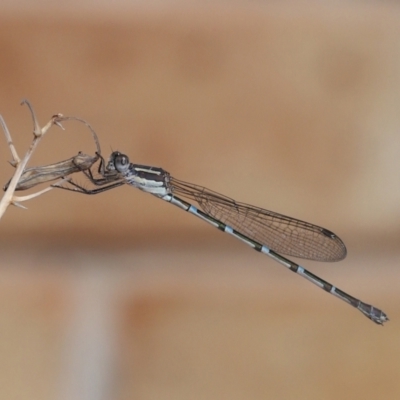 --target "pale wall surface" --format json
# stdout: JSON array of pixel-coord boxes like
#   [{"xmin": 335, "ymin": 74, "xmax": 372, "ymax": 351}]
[{"xmin": 0, "ymin": 3, "xmax": 399, "ymax": 400}]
